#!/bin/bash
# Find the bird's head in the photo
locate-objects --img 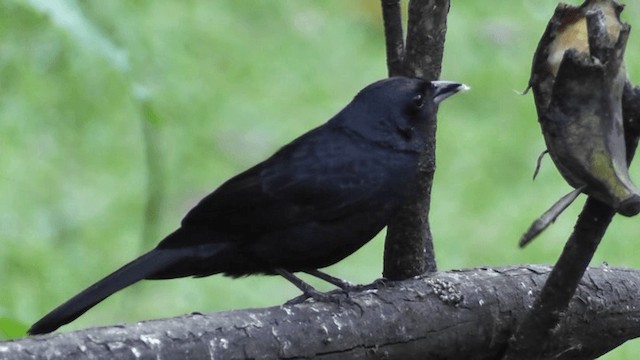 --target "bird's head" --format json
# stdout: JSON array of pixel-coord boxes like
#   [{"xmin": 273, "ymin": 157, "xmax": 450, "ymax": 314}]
[{"xmin": 335, "ymin": 77, "xmax": 468, "ymax": 152}]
